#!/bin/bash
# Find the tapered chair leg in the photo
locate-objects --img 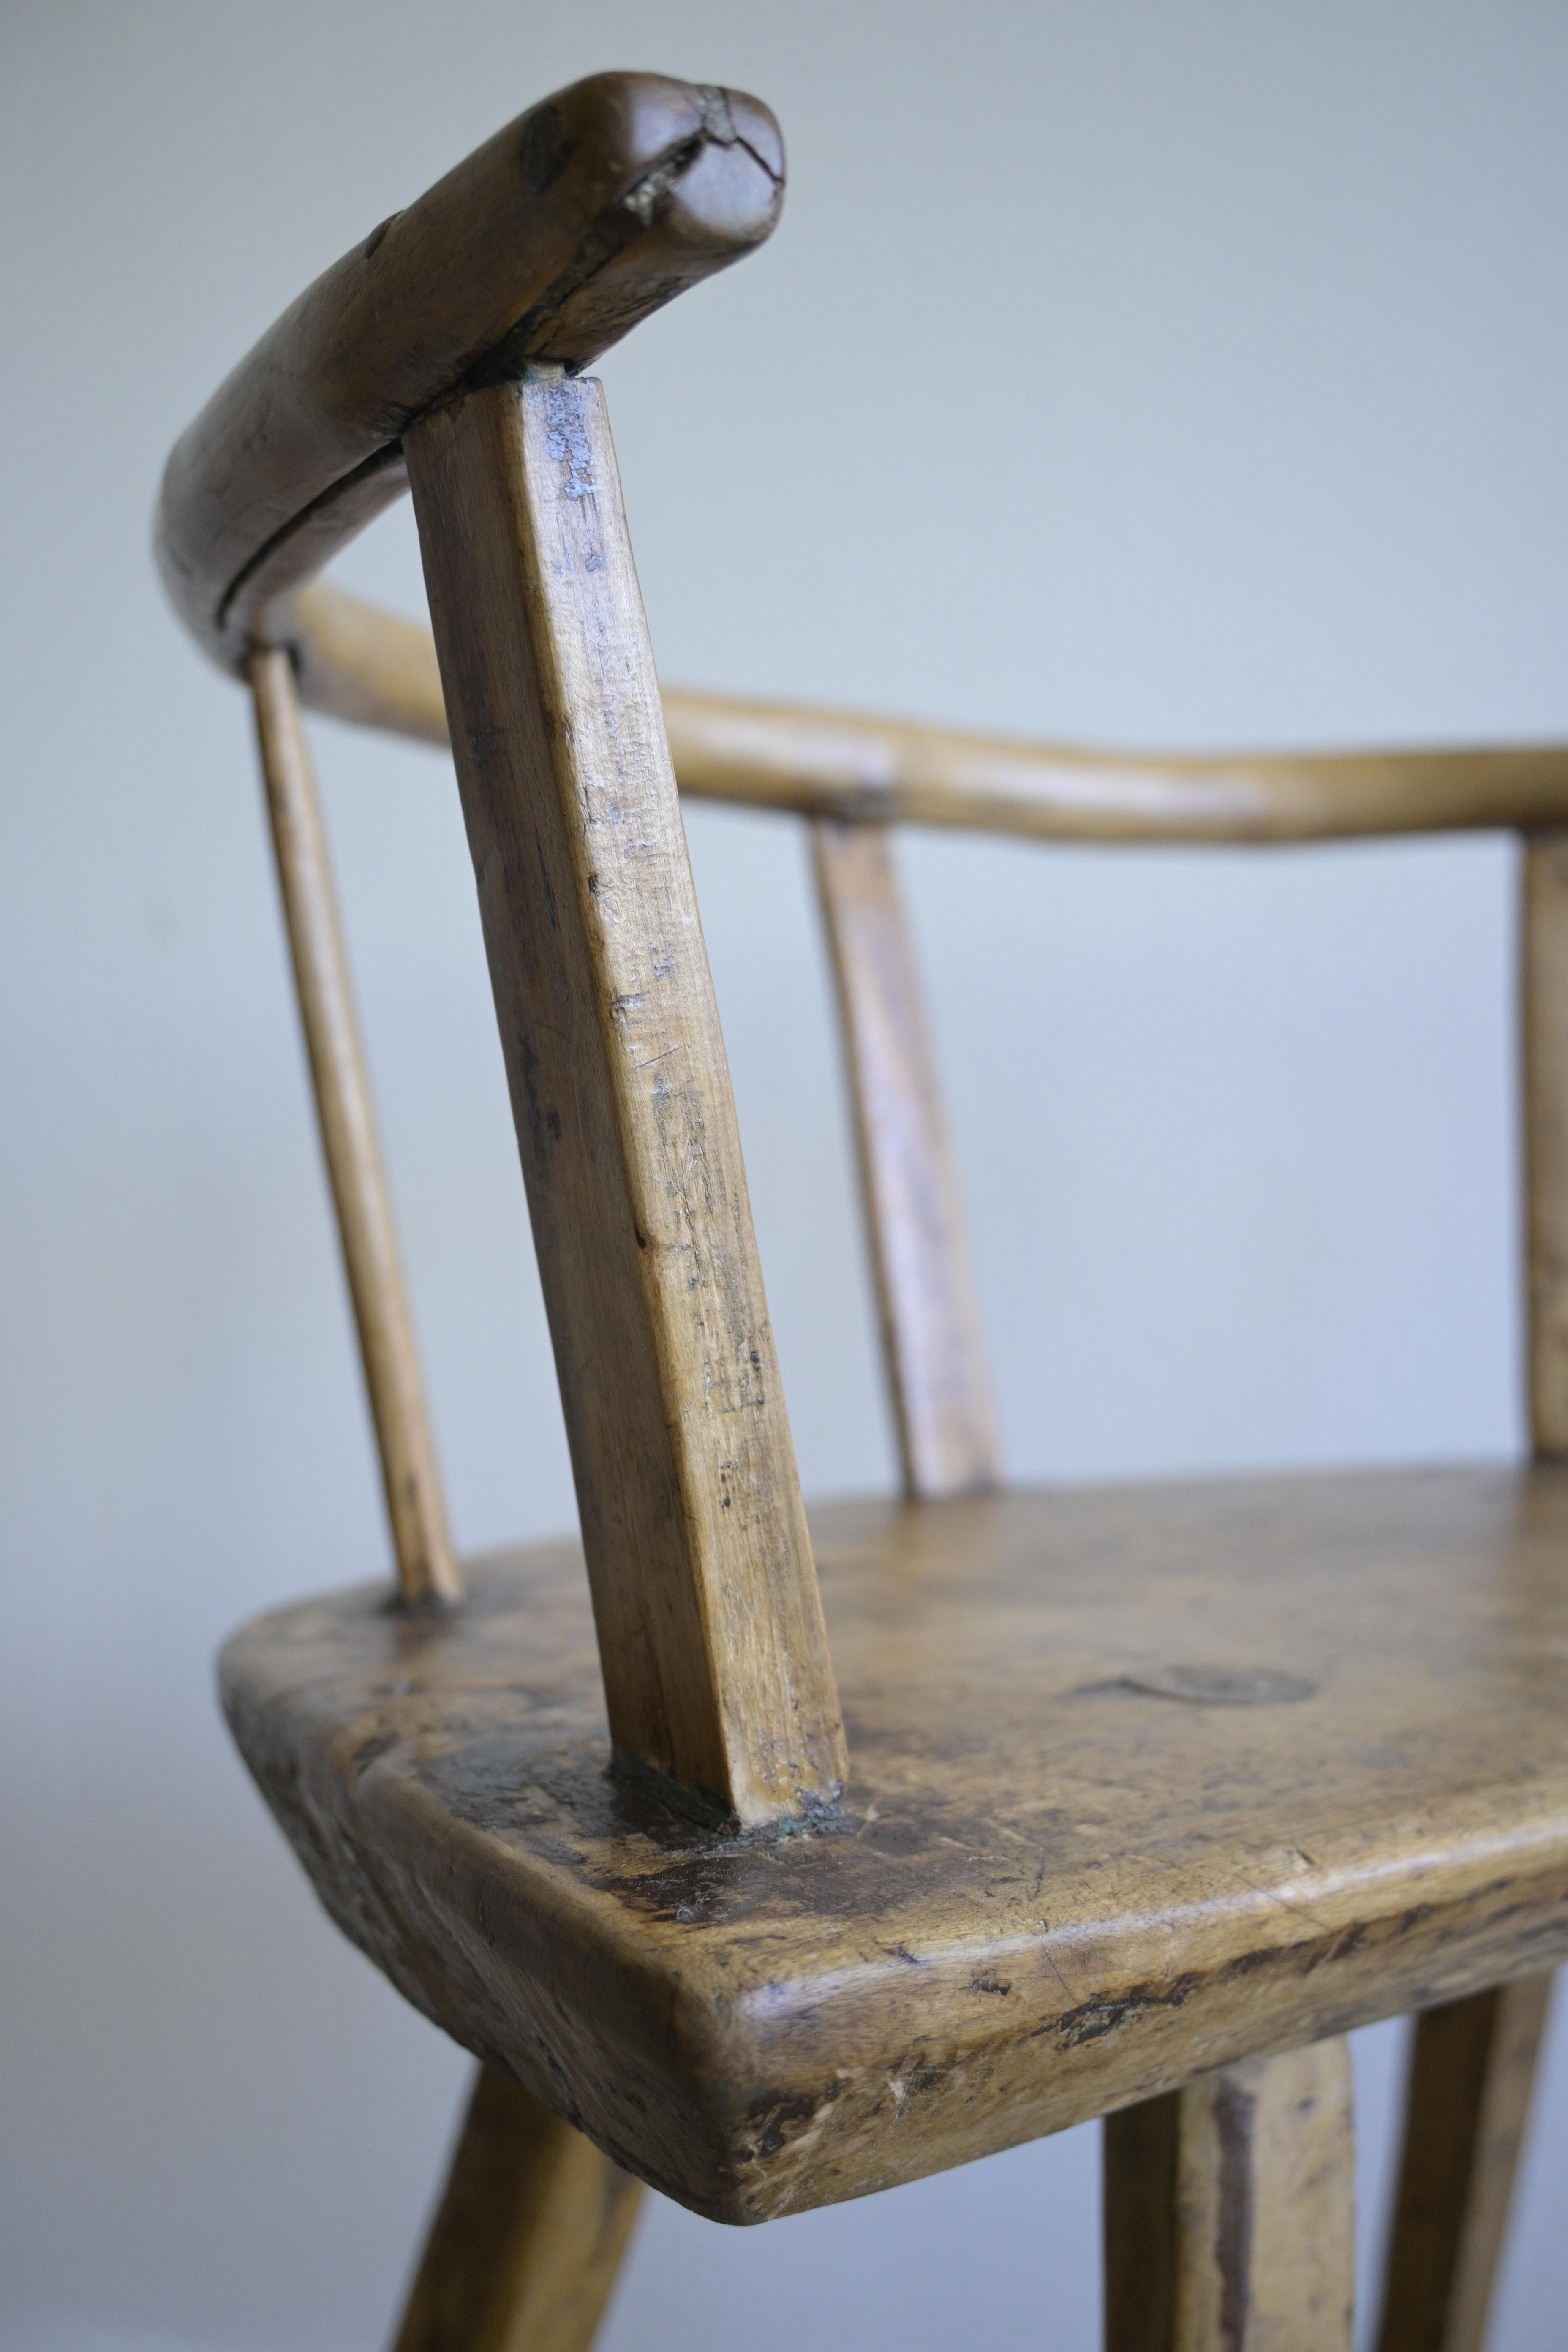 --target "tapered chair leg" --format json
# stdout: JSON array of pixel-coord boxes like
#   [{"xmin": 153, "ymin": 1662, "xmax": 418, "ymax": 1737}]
[
  {"xmin": 1375, "ymin": 1975, "xmax": 1552, "ymax": 2352},
  {"xmin": 1104, "ymin": 2036, "xmax": 1354, "ymax": 2352},
  {"xmin": 392, "ymin": 2066, "xmax": 643, "ymax": 2352}
]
